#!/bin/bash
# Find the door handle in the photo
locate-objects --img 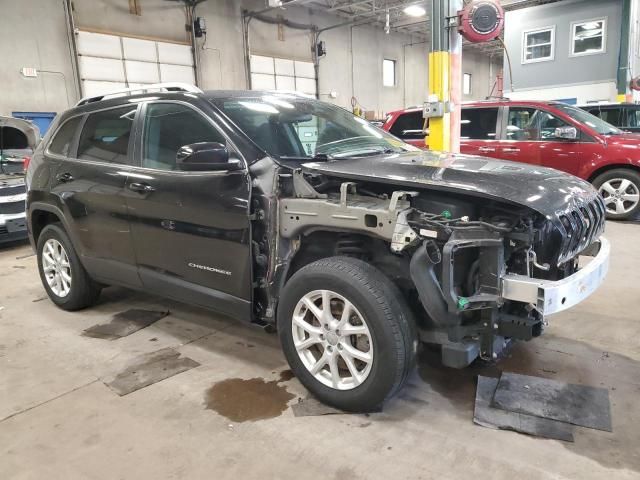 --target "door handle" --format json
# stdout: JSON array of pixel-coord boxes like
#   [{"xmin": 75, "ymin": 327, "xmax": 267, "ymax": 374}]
[
  {"xmin": 128, "ymin": 182, "xmax": 155, "ymax": 193},
  {"xmin": 502, "ymin": 147, "xmax": 520, "ymax": 153},
  {"xmin": 478, "ymin": 147, "xmax": 496, "ymax": 153},
  {"xmin": 56, "ymin": 172, "xmax": 74, "ymax": 183}
]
